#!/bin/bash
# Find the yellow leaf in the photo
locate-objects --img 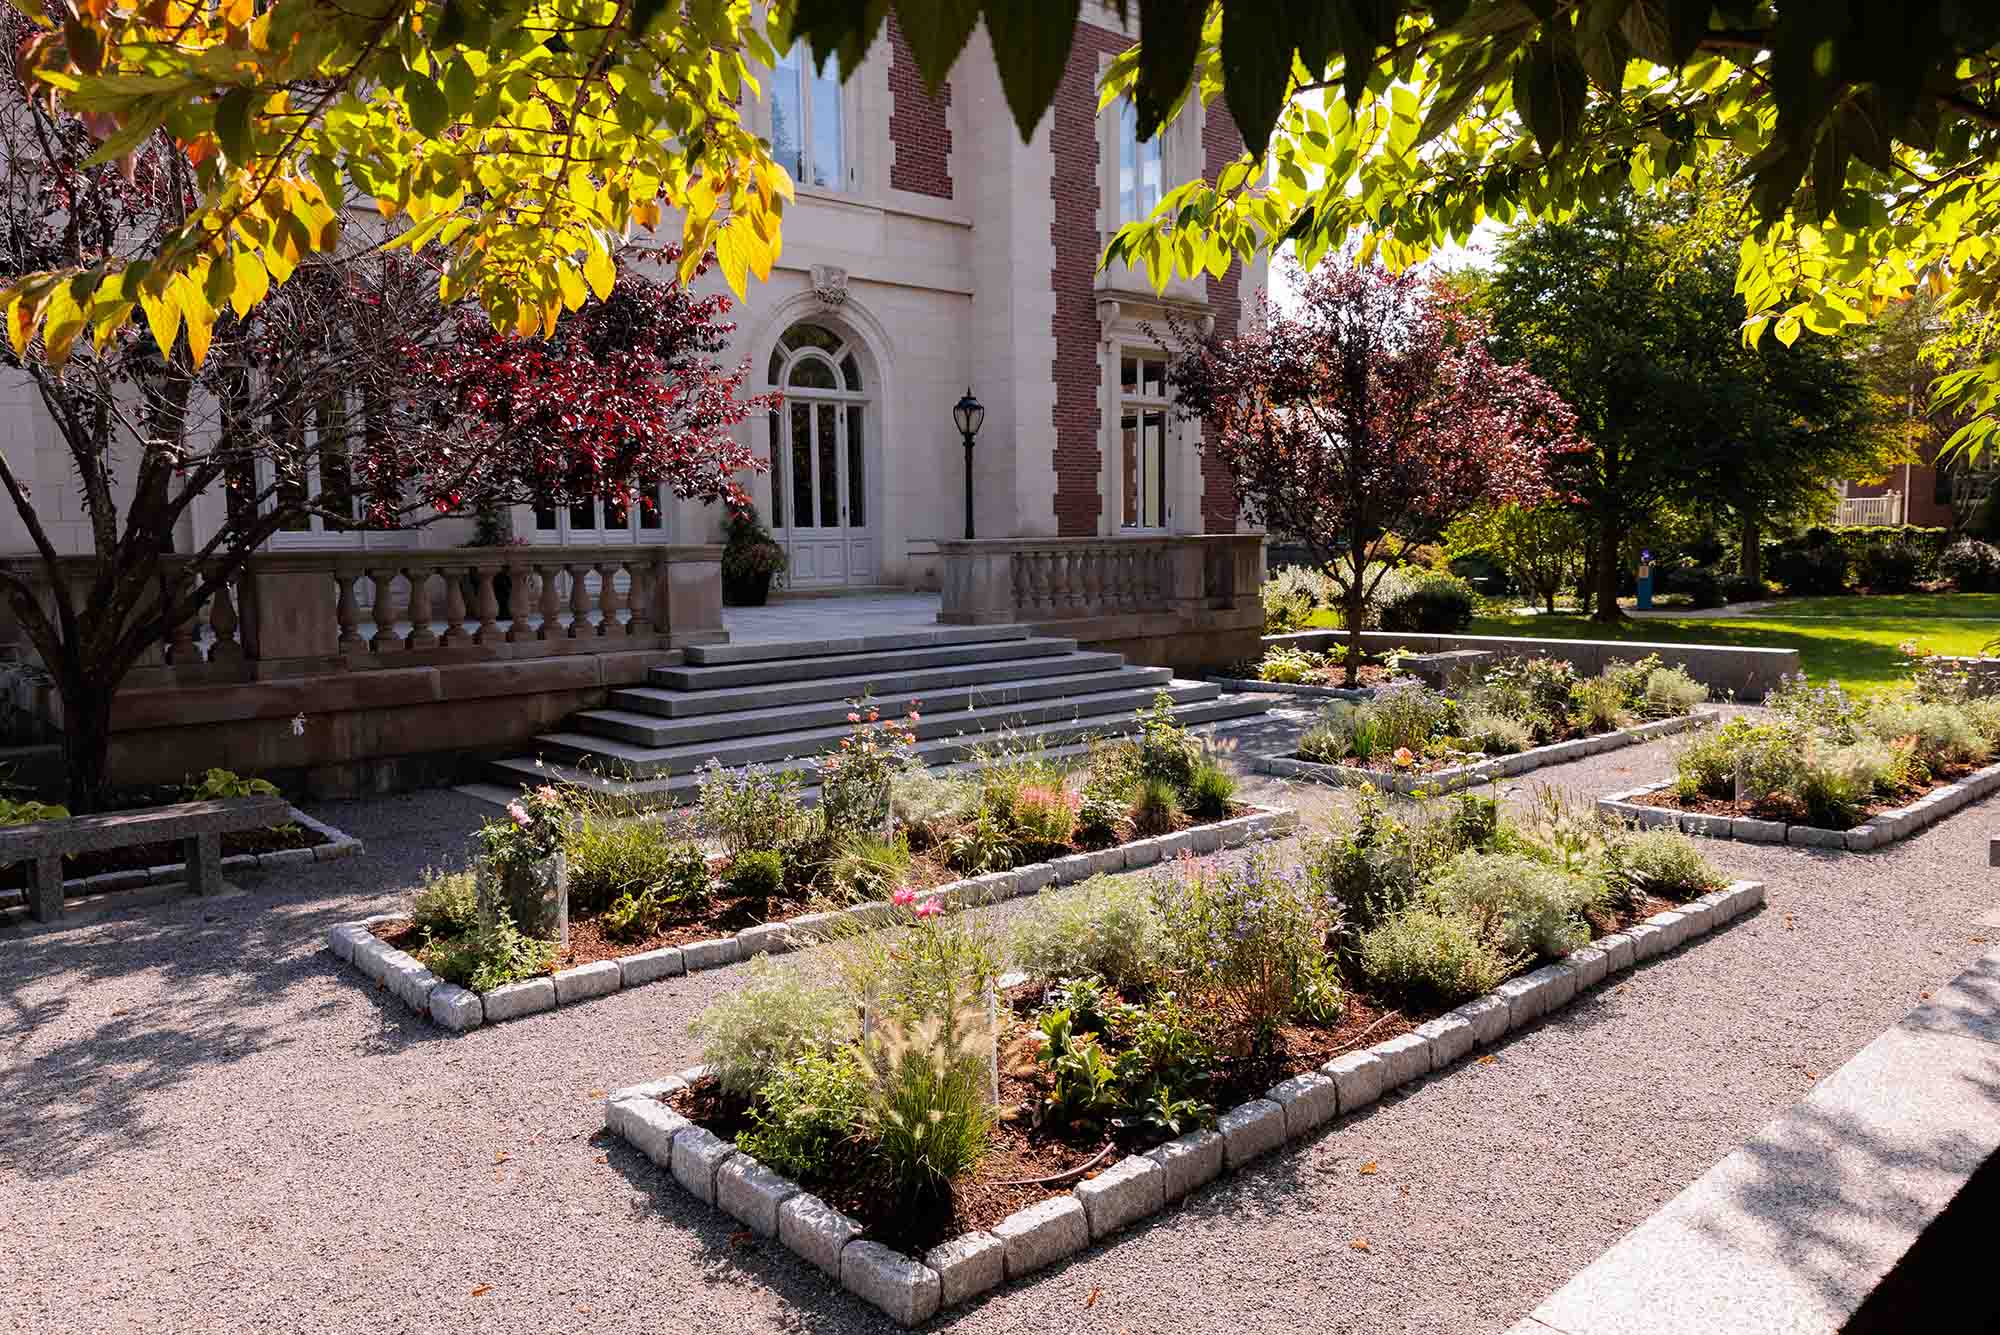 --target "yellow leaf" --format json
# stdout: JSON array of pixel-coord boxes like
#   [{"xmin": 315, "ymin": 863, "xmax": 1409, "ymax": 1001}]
[
  {"xmin": 714, "ymin": 221, "xmax": 749, "ymax": 298},
  {"xmin": 582, "ymin": 246, "xmax": 615, "ymax": 302},
  {"xmin": 138, "ymin": 287, "xmax": 182, "ymax": 359},
  {"xmin": 231, "ymin": 251, "xmax": 270, "ymax": 317},
  {"xmin": 557, "ymin": 262, "xmax": 586, "ymax": 311},
  {"xmin": 1350, "ymin": 1238, "xmax": 1372, "ymax": 1252},
  {"xmin": 6, "ymin": 295, "xmax": 35, "ymax": 357},
  {"xmin": 1358, "ymin": 1161, "xmax": 1378, "ymax": 1175},
  {"xmin": 42, "ymin": 280, "xmax": 86, "ymax": 365}
]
